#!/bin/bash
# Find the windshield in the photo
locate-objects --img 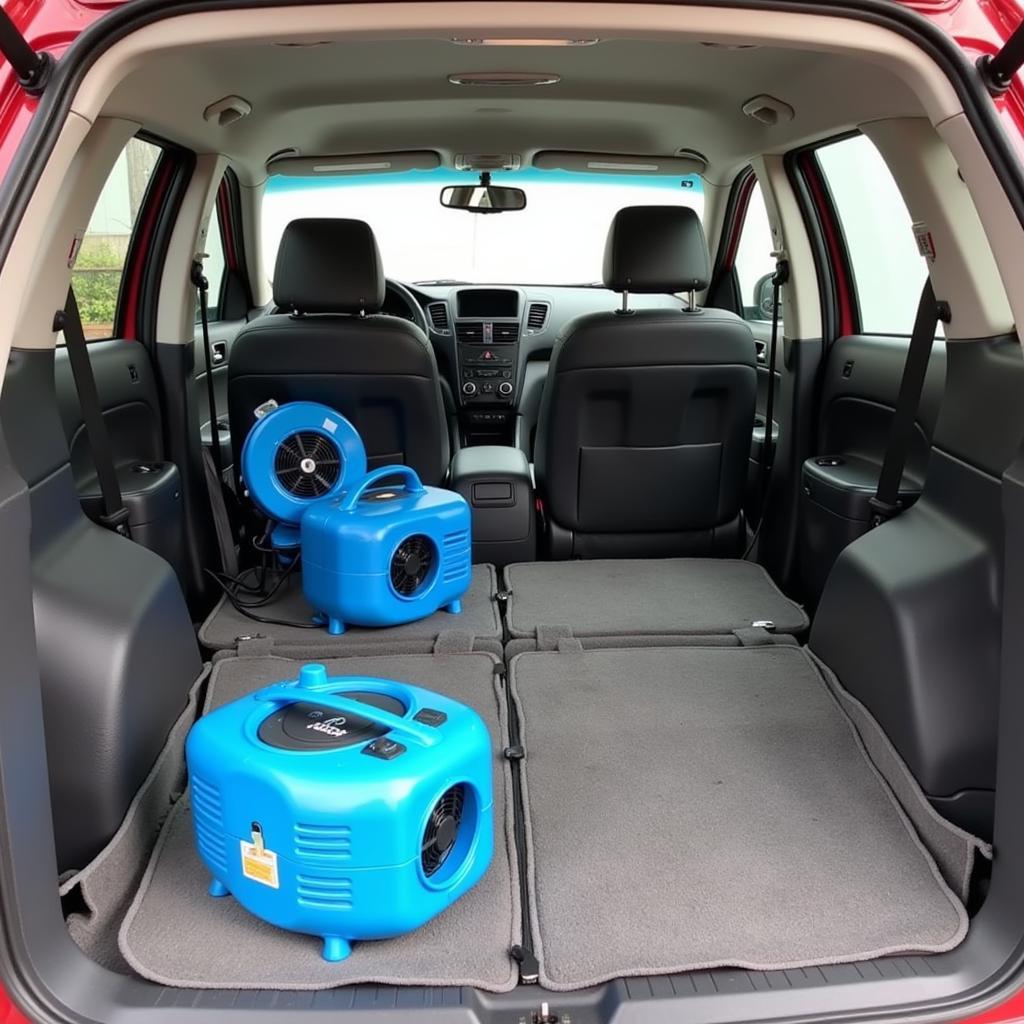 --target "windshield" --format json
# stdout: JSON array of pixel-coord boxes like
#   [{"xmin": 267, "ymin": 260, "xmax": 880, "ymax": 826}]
[{"xmin": 261, "ymin": 168, "xmax": 704, "ymax": 286}]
